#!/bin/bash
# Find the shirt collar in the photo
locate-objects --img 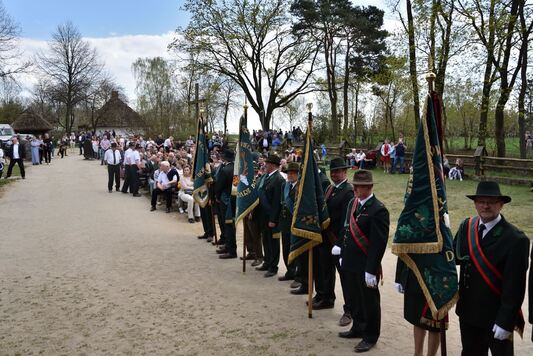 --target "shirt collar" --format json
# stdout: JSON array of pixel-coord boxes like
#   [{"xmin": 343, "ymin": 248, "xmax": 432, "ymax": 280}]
[
  {"xmin": 268, "ymin": 169, "xmax": 278, "ymax": 177},
  {"xmin": 479, "ymin": 214, "xmax": 502, "ymax": 235},
  {"xmin": 335, "ymin": 179, "xmax": 347, "ymax": 189},
  {"xmin": 359, "ymin": 193, "xmax": 374, "ymax": 207}
]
